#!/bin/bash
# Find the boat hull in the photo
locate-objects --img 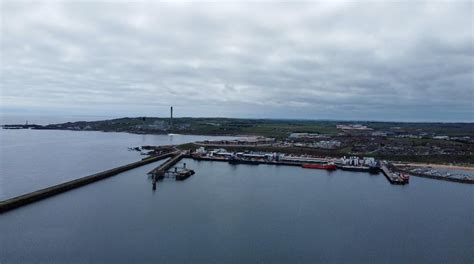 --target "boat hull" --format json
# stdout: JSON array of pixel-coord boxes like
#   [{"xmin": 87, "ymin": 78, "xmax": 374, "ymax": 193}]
[
  {"xmin": 228, "ymin": 159, "xmax": 260, "ymax": 165},
  {"xmin": 302, "ymin": 164, "xmax": 337, "ymax": 170},
  {"xmin": 337, "ymin": 165, "xmax": 371, "ymax": 172}
]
